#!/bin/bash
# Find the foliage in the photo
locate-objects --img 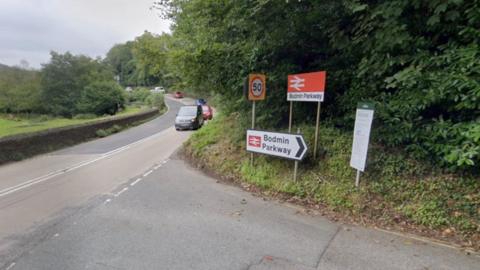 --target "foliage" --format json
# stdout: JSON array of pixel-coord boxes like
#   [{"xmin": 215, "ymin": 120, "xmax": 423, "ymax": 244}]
[
  {"xmin": 105, "ymin": 42, "xmax": 138, "ymax": 86},
  {"xmin": 105, "ymin": 31, "xmax": 173, "ymax": 88},
  {"xmin": 76, "ymin": 81, "xmax": 125, "ymax": 115},
  {"xmin": 40, "ymin": 51, "xmax": 121, "ymax": 117},
  {"xmin": 146, "ymin": 92, "xmax": 166, "ymax": 111},
  {"xmin": 184, "ymin": 113, "xmax": 480, "ymax": 249},
  {"xmin": 127, "ymin": 87, "xmax": 151, "ymax": 103},
  {"xmin": 0, "ymin": 66, "xmax": 42, "ymax": 113},
  {"xmin": 157, "ymin": 0, "xmax": 480, "ymax": 172}
]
